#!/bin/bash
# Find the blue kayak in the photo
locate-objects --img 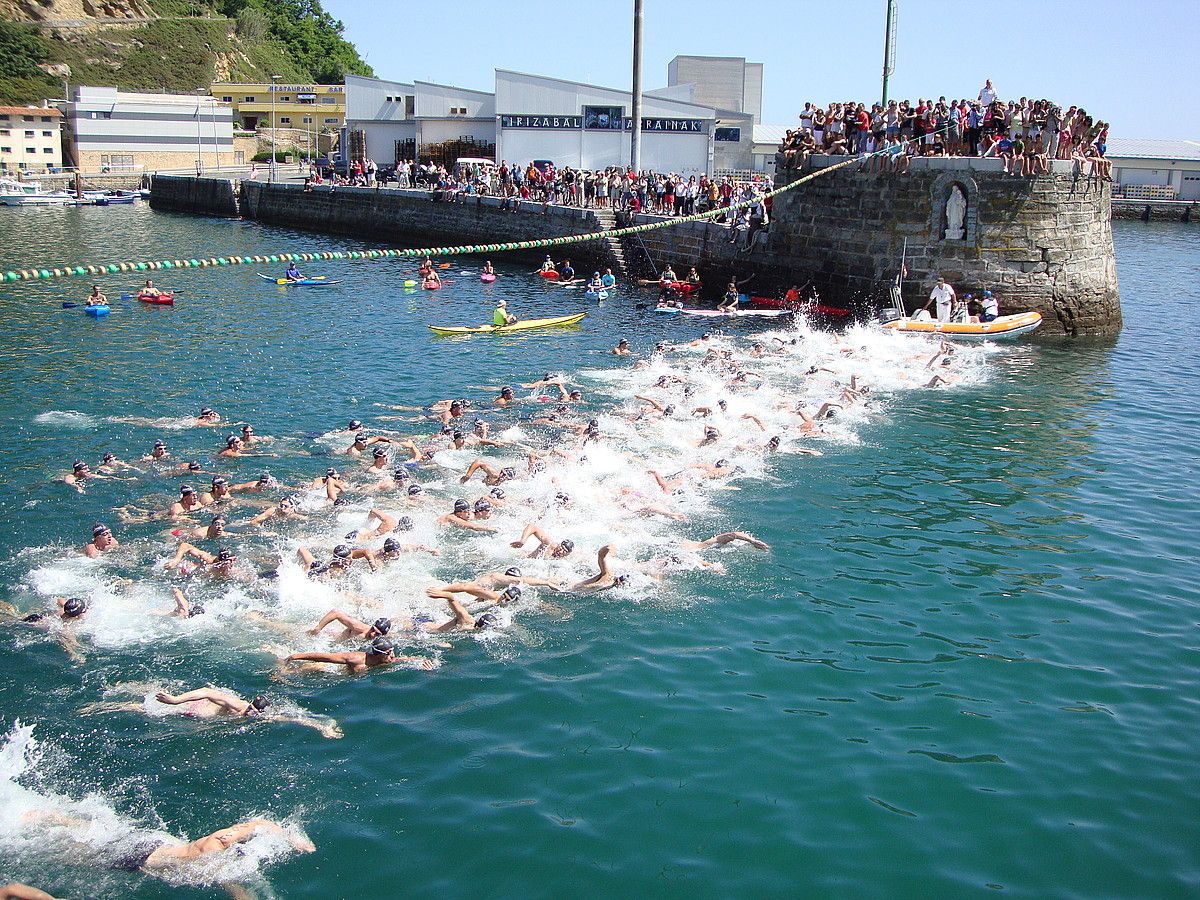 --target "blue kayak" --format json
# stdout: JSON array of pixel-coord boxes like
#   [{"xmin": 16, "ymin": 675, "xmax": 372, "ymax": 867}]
[
  {"xmin": 584, "ymin": 289, "xmax": 610, "ymax": 301},
  {"xmin": 84, "ymin": 304, "xmax": 110, "ymax": 316},
  {"xmin": 258, "ymin": 273, "xmax": 341, "ymax": 287}
]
